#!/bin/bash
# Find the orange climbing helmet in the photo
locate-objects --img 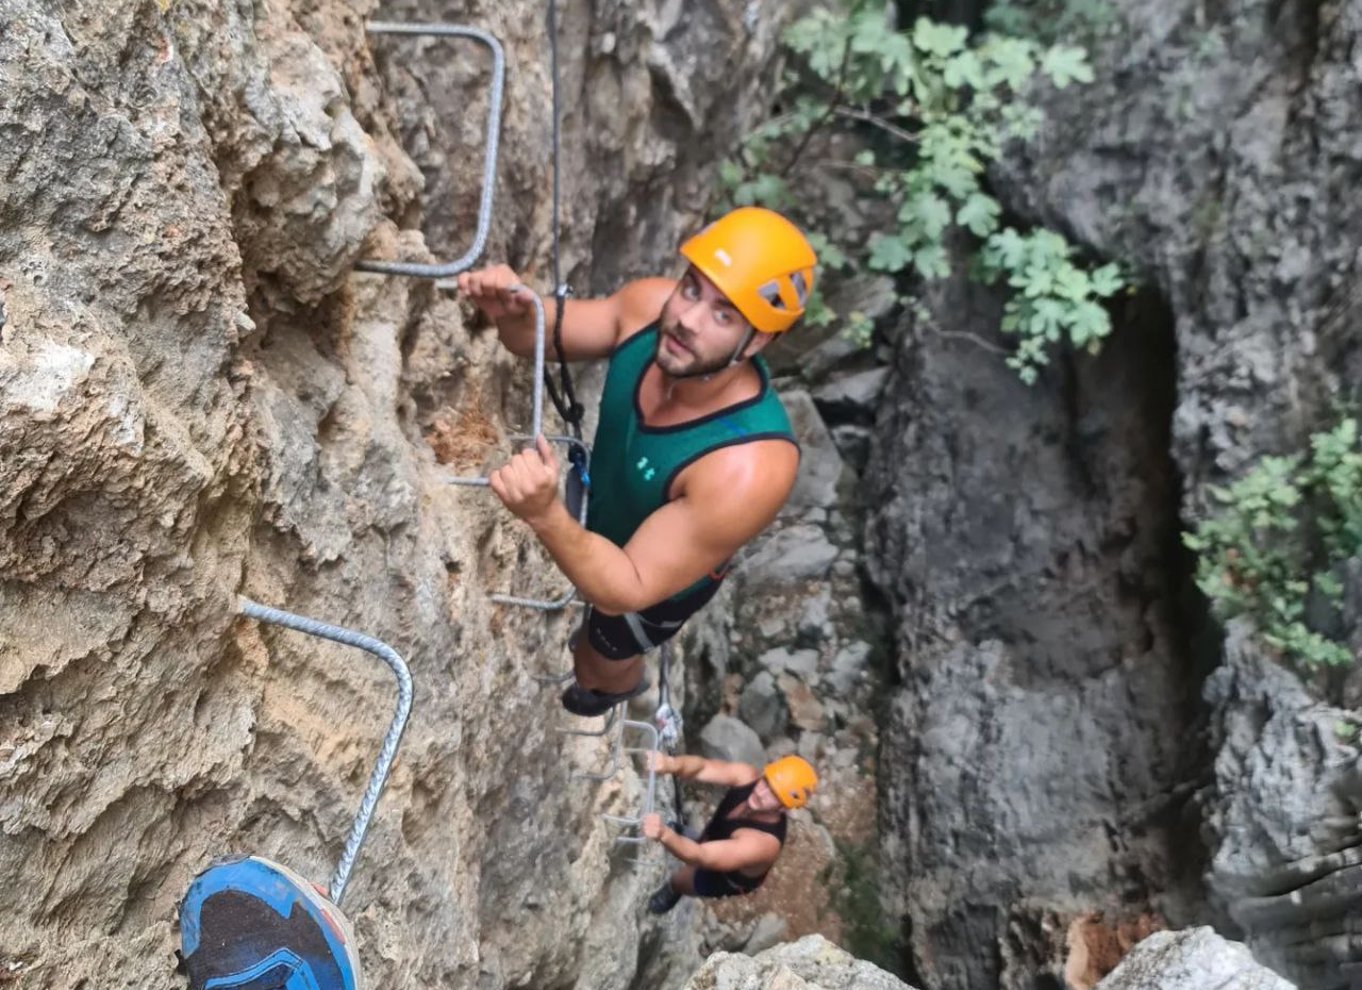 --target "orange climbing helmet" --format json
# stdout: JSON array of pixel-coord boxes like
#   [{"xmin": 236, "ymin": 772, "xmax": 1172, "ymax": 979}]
[
  {"xmin": 679, "ymin": 207, "xmax": 817, "ymax": 335},
  {"xmin": 763, "ymin": 755, "xmax": 818, "ymax": 809}
]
